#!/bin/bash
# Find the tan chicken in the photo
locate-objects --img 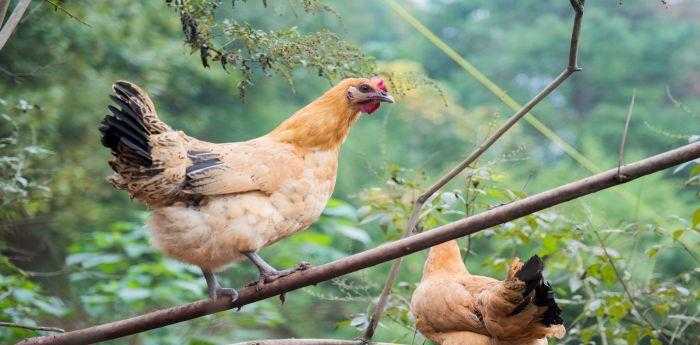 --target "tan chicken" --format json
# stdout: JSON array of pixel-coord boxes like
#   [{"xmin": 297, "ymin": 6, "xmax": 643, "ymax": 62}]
[
  {"xmin": 411, "ymin": 240, "xmax": 565, "ymax": 345},
  {"xmin": 99, "ymin": 77, "xmax": 394, "ymax": 301}
]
